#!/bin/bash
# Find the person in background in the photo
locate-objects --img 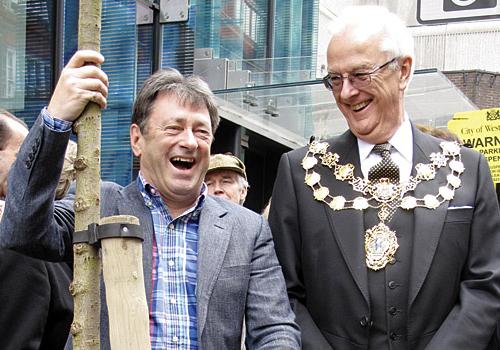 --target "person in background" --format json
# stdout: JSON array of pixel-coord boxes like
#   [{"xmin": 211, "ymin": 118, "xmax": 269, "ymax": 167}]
[
  {"xmin": 0, "ymin": 50, "xmax": 300, "ymax": 350},
  {"xmin": 415, "ymin": 124, "xmax": 463, "ymax": 144},
  {"xmin": 0, "ymin": 109, "xmax": 75, "ymax": 350},
  {"xmin": 205, "ymin": 153, "xmax": 249, "ymax": 205},
  {"xmin": 269, "ymin": 6, "xmax": 499, "ymax": 350},
  {"xmin": 56, "ymin": 139, "xmax": 78, "ymax": 199}
]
